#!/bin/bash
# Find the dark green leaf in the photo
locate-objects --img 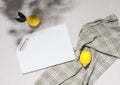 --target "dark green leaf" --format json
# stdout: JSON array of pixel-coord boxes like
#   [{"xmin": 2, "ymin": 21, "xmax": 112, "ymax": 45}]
[
  {"xmin": 15, "ymin": 18, "xmax": 26, "ymax": 22},
  {"xmin": 18, "ymin": 11, "xmax": 26, "ymax": 20}
]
